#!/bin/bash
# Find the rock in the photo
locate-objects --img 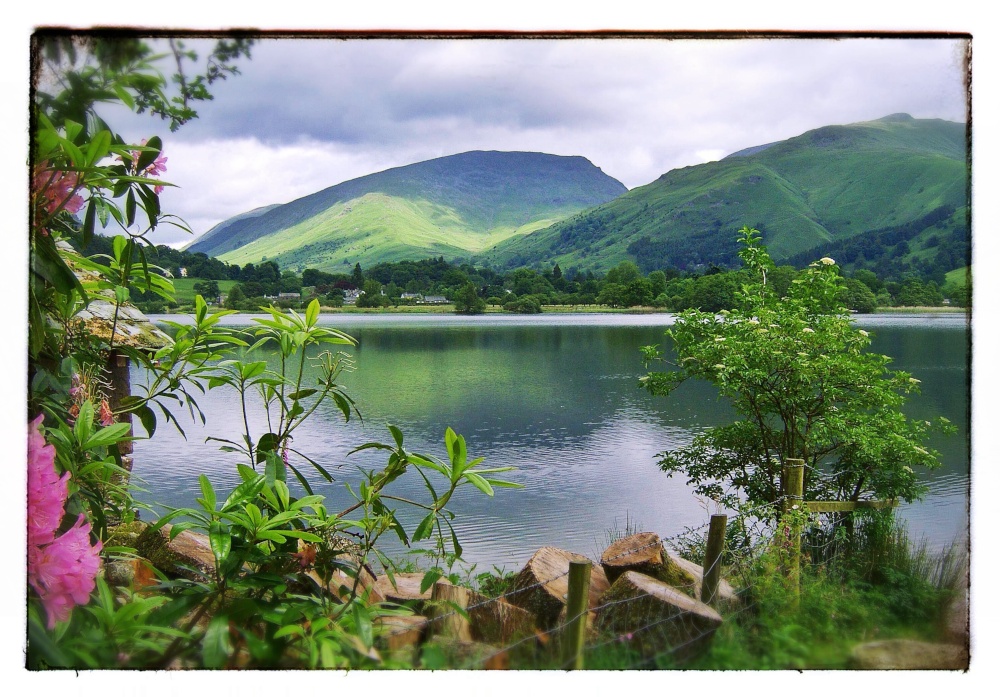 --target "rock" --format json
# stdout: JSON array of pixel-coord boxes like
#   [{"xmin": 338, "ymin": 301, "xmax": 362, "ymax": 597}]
[
  {"xmin": 668, "ymin": 551, "xmax": 737, "ymax": 604},
  {"xmin": 850, "ymin": 640, "xmax": 968, "ymax": 670},
  {"xmin": 374, "ymin": 572, "xmax": 451, "ymax": 613},
  {"xmin": 601, "ymin": 532, "xmax": 670, "ymax": 584},
  {"xmin": 103, "ymin": 557, "xmax": 158, "ymax": 590},
  {"xmin": 135, "ymin": 524, "xmax": 216, "ymax": 581},
  {"xmin": 507, "ymin": 546, "xmax": 610, "ymax": 629},
  {"xmin": 595, "ymin": 570, "xmax": 723, "ymax": 661},
  {"xmin": 374, "ymin": 614, "xmax": 428, "ymax": 652},
  {"xmin": 601, "ymin": 533, "xmax": 706, "ymax": 598},
  {"xmin": 465, "ymin": 589, "xmax": 537, "ymax": 645}
]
